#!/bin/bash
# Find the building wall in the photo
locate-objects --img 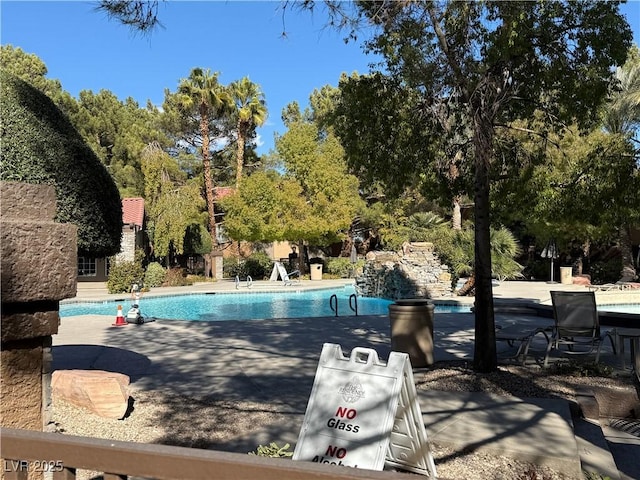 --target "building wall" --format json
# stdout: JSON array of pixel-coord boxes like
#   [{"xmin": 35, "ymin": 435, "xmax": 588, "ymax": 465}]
[{"xmin": 116, "ymin": 226, "xmax": 139, "ymax": 263}]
